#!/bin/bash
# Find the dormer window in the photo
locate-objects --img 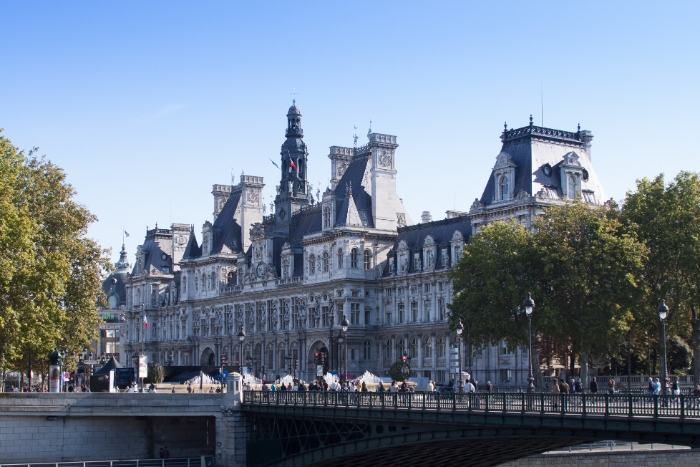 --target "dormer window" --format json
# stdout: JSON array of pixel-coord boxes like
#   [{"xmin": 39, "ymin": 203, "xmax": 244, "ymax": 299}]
[{"xmin": 500, "ymin": 176, "xmax": 509, "ymax": 200}]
